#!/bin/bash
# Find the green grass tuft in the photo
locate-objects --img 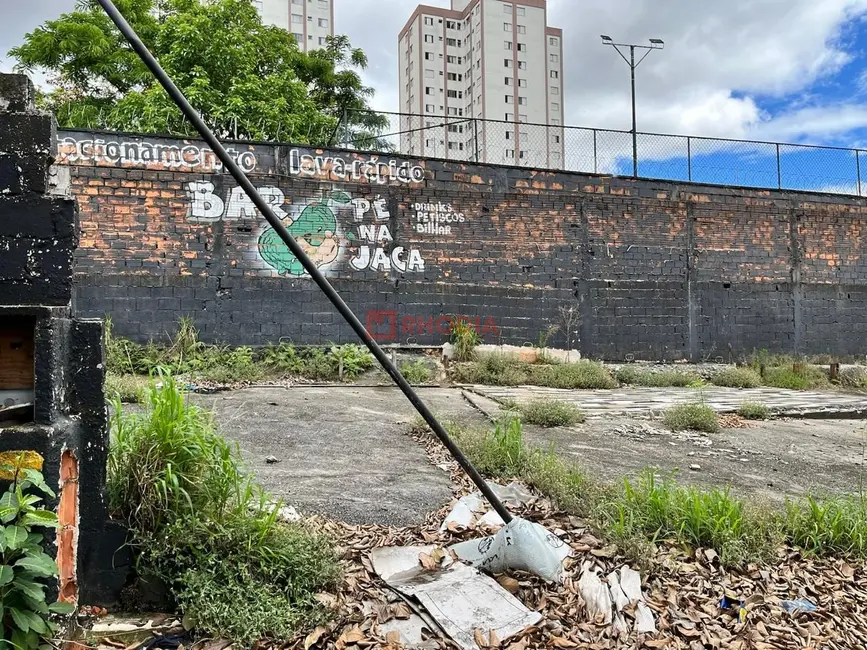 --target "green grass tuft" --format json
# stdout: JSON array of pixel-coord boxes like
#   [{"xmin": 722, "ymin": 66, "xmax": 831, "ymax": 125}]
[
  {"xmin": 710, "ymin": 367, "xmax": 763, "ymax": 389},
  {"xmin": 785, "ymin": 495, "xmax": 867, "ymax": 557},
  {"xmin": 105, "ymin": 373, "xmax": 150, "ymax": 403},
  {"xmin": 663, "ymin": 402, "xmax": 720, "ymax": 433},
  {"xmin": 399, "ymin": 359, "xmax": 434, "ymax": 384},
  {"xmin": 737, "ymin": 401, "xmax": 771, "ymax": 420},
  {"xmin": 107, "ymin": 376, "xmax": 338, "ymax": 643},
  {"xmin": 616, "ymin": 367, "xmax": 701, "ymax": 387},
  {"xmin": 519, "ymin": 398, "xmax": 585, "ymax": 427}
]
